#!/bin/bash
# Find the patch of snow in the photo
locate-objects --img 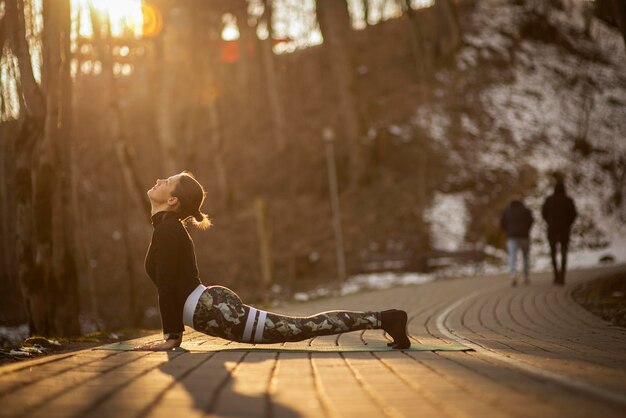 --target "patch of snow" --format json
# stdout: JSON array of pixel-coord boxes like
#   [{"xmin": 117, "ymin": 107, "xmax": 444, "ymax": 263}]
[
  {"xmin": 484, "ymin": 244, "xmax": 508, "ymax": 260},
  {"xmin": 461, "ymin": 114, "xmax": 480, "ymax": 136},
  {"xmin": 424, "ymin": 192, "xmax": 469, "ymax": 251},
  {"xmin": 534, "ymin": 239, "xmax": 626, "ymax": 272},
  {"xmin": 9, "ymin": 350, "xmax": 31, "ymax": 357},
  {"xmin": 19, "ymin": 346, "xmax": 45, "ymax": 354},
  {"xmin": 456, "ymin": 46, "xmax": 478, "ymax": 70},
  {"xmin": 293, "ymin": 272, "xmax": 435, "ymax": 302},
  {"xmin": 339, "ymin": 272, "xmax": 434, "ymax": 296},
  {"xmin": 0, "ymin": 324, "xmax": 29, "ymax": 344},
  {"xmin": 388, "ymin": 124, "xmax": 403, "ymax": 136},
  {"xmin": 387, "ymin": 124, "xmax": 413, "ymax": 143},
  {"xmin": 464, "ymin": 31, "xmax": 512, "ymax": 59},
  {"xmin": 293, "ymin": 292, "xmax": 310, "ymax": 302},
  {"xmin": 437, "ymin": 261, "xmax": 508, "ymax": 278},
  {"xmin": 411, "ymin": 107, "xmax": 451, "ymax": 145}
]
